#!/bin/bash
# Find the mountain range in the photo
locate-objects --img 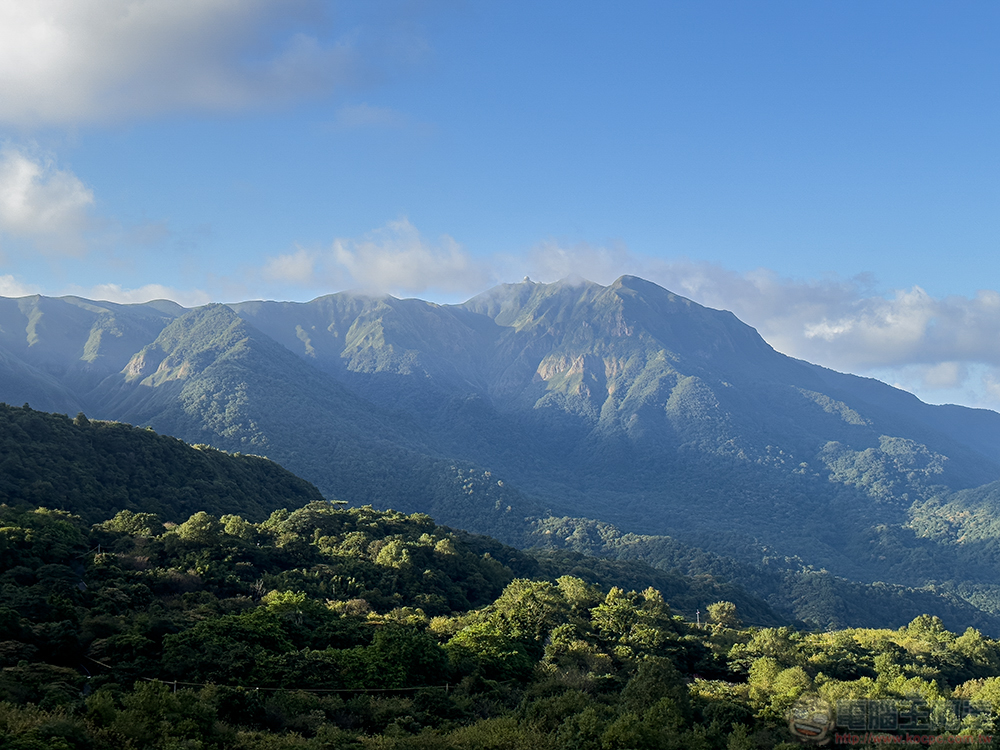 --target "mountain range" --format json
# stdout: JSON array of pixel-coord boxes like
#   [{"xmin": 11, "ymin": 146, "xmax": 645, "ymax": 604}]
[{"xmin": 4, "ymin": 276, "xmax": 1000, "ymax": 631}]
